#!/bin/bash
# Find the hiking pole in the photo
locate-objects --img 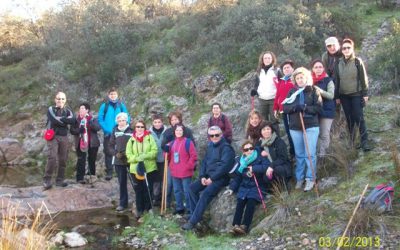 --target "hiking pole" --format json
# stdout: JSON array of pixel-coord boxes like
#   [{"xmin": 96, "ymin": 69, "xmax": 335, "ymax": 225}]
[
  {"xmin": 336, "ymin": 184, "xmax": 369, "ymax": 250},
  {"xmin": 144, "ymin": 172, "xmax": 154, "ymax": 210},
  {"xmin": 161, "ymin": 153, "xmax": 168, "ymax": 215},
  {"xmin": 298, "ymin": 112, "xmax": 319, "ymax": 198},
  {"xmin": 252, "ymin": 173, "xmax": 267, "ymax": 211},
  {"xmin": 126, "ymin": 166, "xmax": 136, "ymax": 190}
]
